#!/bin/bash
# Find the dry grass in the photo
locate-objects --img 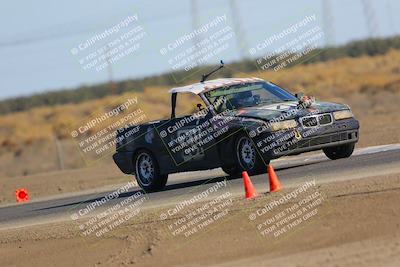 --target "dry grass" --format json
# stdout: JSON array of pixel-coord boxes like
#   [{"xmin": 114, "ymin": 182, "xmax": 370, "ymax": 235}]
[
  {"xmin": 0, "ymin": 86, "xmax": 199, "ymax": 153},
  {"xmin": 0, "ymin": 49, "xmax": 399, "ymax": 177}
]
